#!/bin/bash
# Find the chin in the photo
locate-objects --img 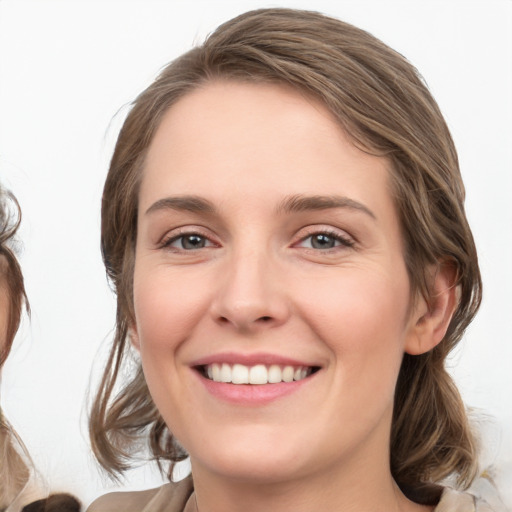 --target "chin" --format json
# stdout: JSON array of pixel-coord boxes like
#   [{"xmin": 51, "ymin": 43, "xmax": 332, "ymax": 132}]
[
  {"xmin": 197, "ymin": 452, "xmax": 309, "ymax": 484},
  {"xmin": 187, "ymin": 428, "xmax": 314, "ymax": 484}
]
